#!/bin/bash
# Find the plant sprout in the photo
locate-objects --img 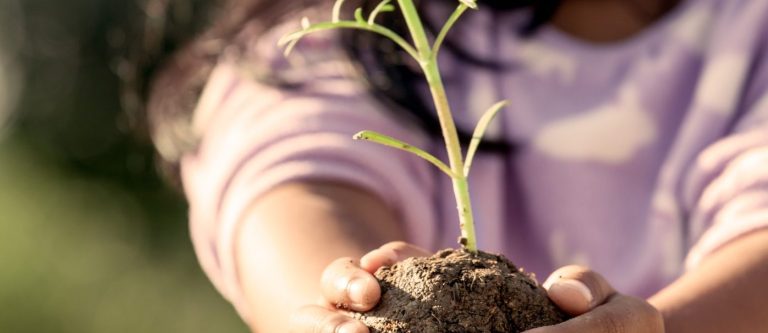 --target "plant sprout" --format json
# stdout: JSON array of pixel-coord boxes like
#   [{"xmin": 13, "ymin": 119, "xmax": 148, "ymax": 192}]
[{"xmin": 279, "ymin": 0, "xmax": 507, "ymax": 253}]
